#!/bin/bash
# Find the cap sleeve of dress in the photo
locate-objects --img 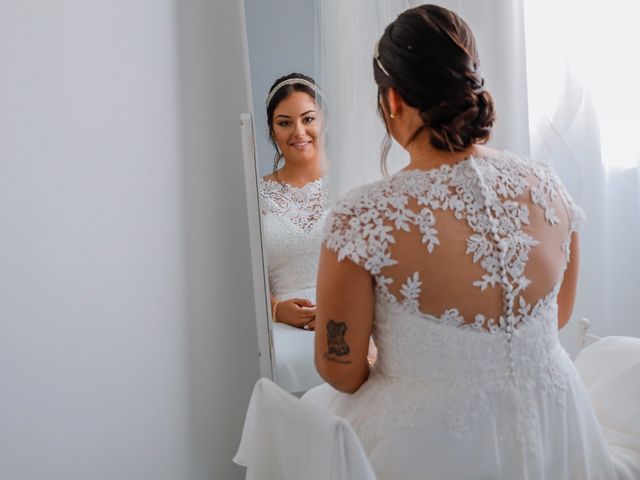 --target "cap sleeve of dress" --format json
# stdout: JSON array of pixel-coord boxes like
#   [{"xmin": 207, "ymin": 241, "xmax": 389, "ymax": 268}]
[
  {"xmin": 532, "ymin": 159, "xmax": 587, "ymax": 234},
  {"xmin": 322, "ymin": 181, "xmax": 397, "ymax": 274}
]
